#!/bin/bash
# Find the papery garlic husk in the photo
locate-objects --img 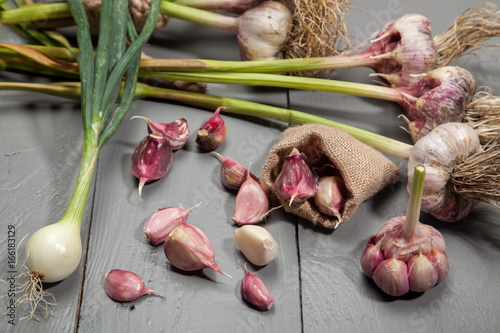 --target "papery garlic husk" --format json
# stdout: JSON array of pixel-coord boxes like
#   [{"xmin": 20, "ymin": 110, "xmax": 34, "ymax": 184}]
[
  {"xmin": 241, "ymin": 264, "xmax": 275, "ymax": 311},
  {"xmin": 234, "ymin": 225, "xmax": 279, "ymax": 266},
  {"xmin": 237, "ymin": 1, "xmax": 293, "ymax": 61},
  {"xmin": 196, "ymin": 106, "xmax": 227, "ymax": 151},
  {"xmin": 274, "ymin": 147, "xmax": 318, "ymax": 206},
  {"xmin": 407, "ymin": 245, "xmax": 439, "ymax": 293},
  {"xmin": 372, "ymin": 252, "xmax": 410, "ymax": 297},
  {"xmin": 144, "ymin": 203, "xmax": 199, "ymax": 245},
  {"xmin": 212, "ymin": 152, "xmax": 259, "ymax": 190},
  {"xmin": 104, "ymin": 269, "xmax": 161, "ymax": 302},
  {"xmin": 407, "ymin": 122, "xmax": 482, "ymax": 222},
  {"xmin": 231, "ymin": 168, "xmax": 270, "ymax": 225},
  {"xmin": 132, "ymin": 115, "xmax": 189, "ymax": 150},
  {"xmin": 314, "ymin": 176, "xmax": 348, "ymax": 227},
  {"xmin": 164, "ymin": 224, "xmax": 232, "ymax": 279},
  {"xmin": 131, "ymin": 134, "xmax": 173, "ymax": 200},
  {"xmin": 398, "ymin": 66, "xmax": 477, "ymax": 142},
  {"xmin": 366, "ymin": 14, "xmax": 437, "ymax": 87}
]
